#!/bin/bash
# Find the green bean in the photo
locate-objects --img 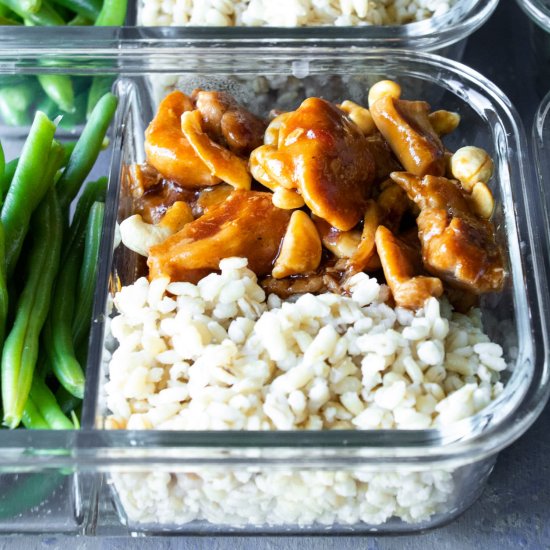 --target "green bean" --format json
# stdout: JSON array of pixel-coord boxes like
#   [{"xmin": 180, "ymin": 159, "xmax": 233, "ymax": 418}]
[
  {"xmin": 2, "ymin": 187, "xmax": 62, "ymax": 429},
  {"xmin": 0, "ymin": 159, "xmax": 17, "ymax": 198},
  {"xmin": 57, "ymin": 92, "xmax": 87, "ymax": 129},
  {"xmin": 0, "ymin": 141, "xmax": 75, "ymax": 200},
  {"xmin": 94, "ymin": 0, "xmax": 126, "ymax": 25},
  {"xmin": 72, "ymin": 201, "xmax": 104, "ymax": 352},
  {"xmin": 0, "ymin": 0, "xmax": 64, "ymax": 24},
  {"xmin": 55, "ymin": 385, "xmax": 81, "ymax": 416},
  {"xmin": 0, "ymin": 223, "xmax": 8, "ymax": 363},
  {"xmin": 50, "ymin": 200, "xmax": 90, "ymax": 398},
  {"xmin": 2, "ymin": 123, "xmax": 63, "ymax": 279},
  {"xmin": 86, "ymin": 76, "xmax": 115, "ymax": 118},
  {"xmin": 67, "ymin": 13, "xmax": 91, "ymax": 24},
  {"xmin": 37, "ymin": 74, "xmax": 75, "ymax": 114},
  {"xmin": 49, "ymin": 0, "xmax": 99, "ymax": 21},
  {"xmin": 57, "ymin": 93, "xmax": 117, "ymax": 211},
  {"xmin": 0, "ymin": 84, "xmax": 34, "ymax": 126},
  {"xmin": 63, "ymin": 177, "xmax": 106, "ymax": 259},
  {"xmin": 21, "ymin": 398, "xmax": 49, "ymax": 430},
  {"xmin": 29, "ymin": 378, "xmax": 73, "ymax": 429},
  {"xmin": 0, "ymin": 142, "xmax": 4, "ymax": 180},
  {"xmin": 0, "ymin": 14, "xmax": 21, "ymax": 23},
  {"xmin": 8, "ymin": 0, "xmax": 40, "ymax": 15}
]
